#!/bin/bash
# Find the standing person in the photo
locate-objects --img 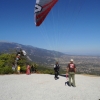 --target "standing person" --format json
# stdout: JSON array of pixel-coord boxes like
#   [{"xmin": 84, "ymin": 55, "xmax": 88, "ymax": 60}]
[
  {"xmin": 17, "ymin": 64, "xmax": 21, "ymax": 74},
  {"xmin": 16, "ymin": 51, "xmax": 21, "ymax": 61},
  {"xmin": 12, "ymin": 63, "xmax": 15, "ymax": 71},
  {"xmin": 34, "ymin": 64, "xmax": 37, "ymax": 73},
  {"xmin": 54, "ymin": 62, "xmax": 60, "ymax": 80},
  {"xmin": 67, "ymin": 59, "xmax": 76, "ymax": 87},
  {"xmin": 26, "ymin": 64, "xmax": 31, "ymax": 75},
  {"xmin": 31, "ymin": 65, "xmax": 34, "ymax": 73}
]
